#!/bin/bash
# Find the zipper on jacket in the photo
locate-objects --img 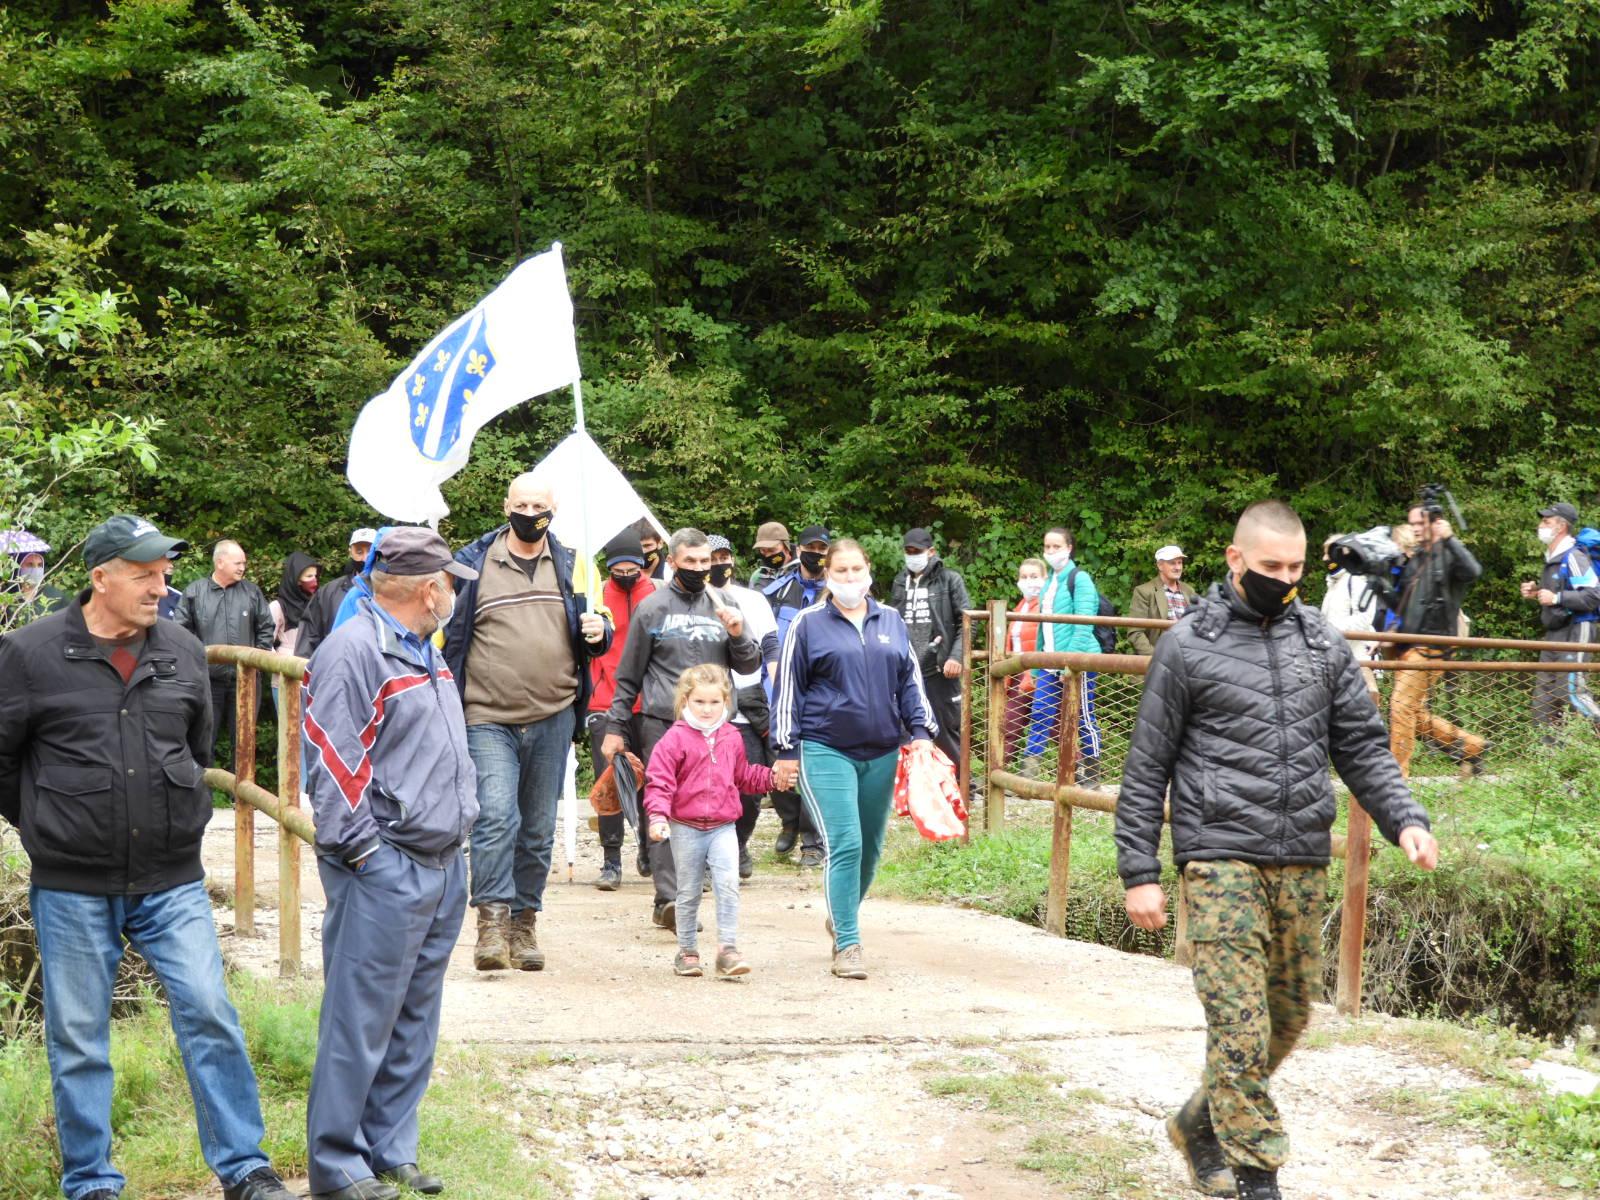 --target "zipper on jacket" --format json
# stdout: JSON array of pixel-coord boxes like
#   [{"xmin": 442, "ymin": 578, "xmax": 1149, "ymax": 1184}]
[{"xmin": 1263, "ymin": 622, "xmax": 1291, "ymax": 852}]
